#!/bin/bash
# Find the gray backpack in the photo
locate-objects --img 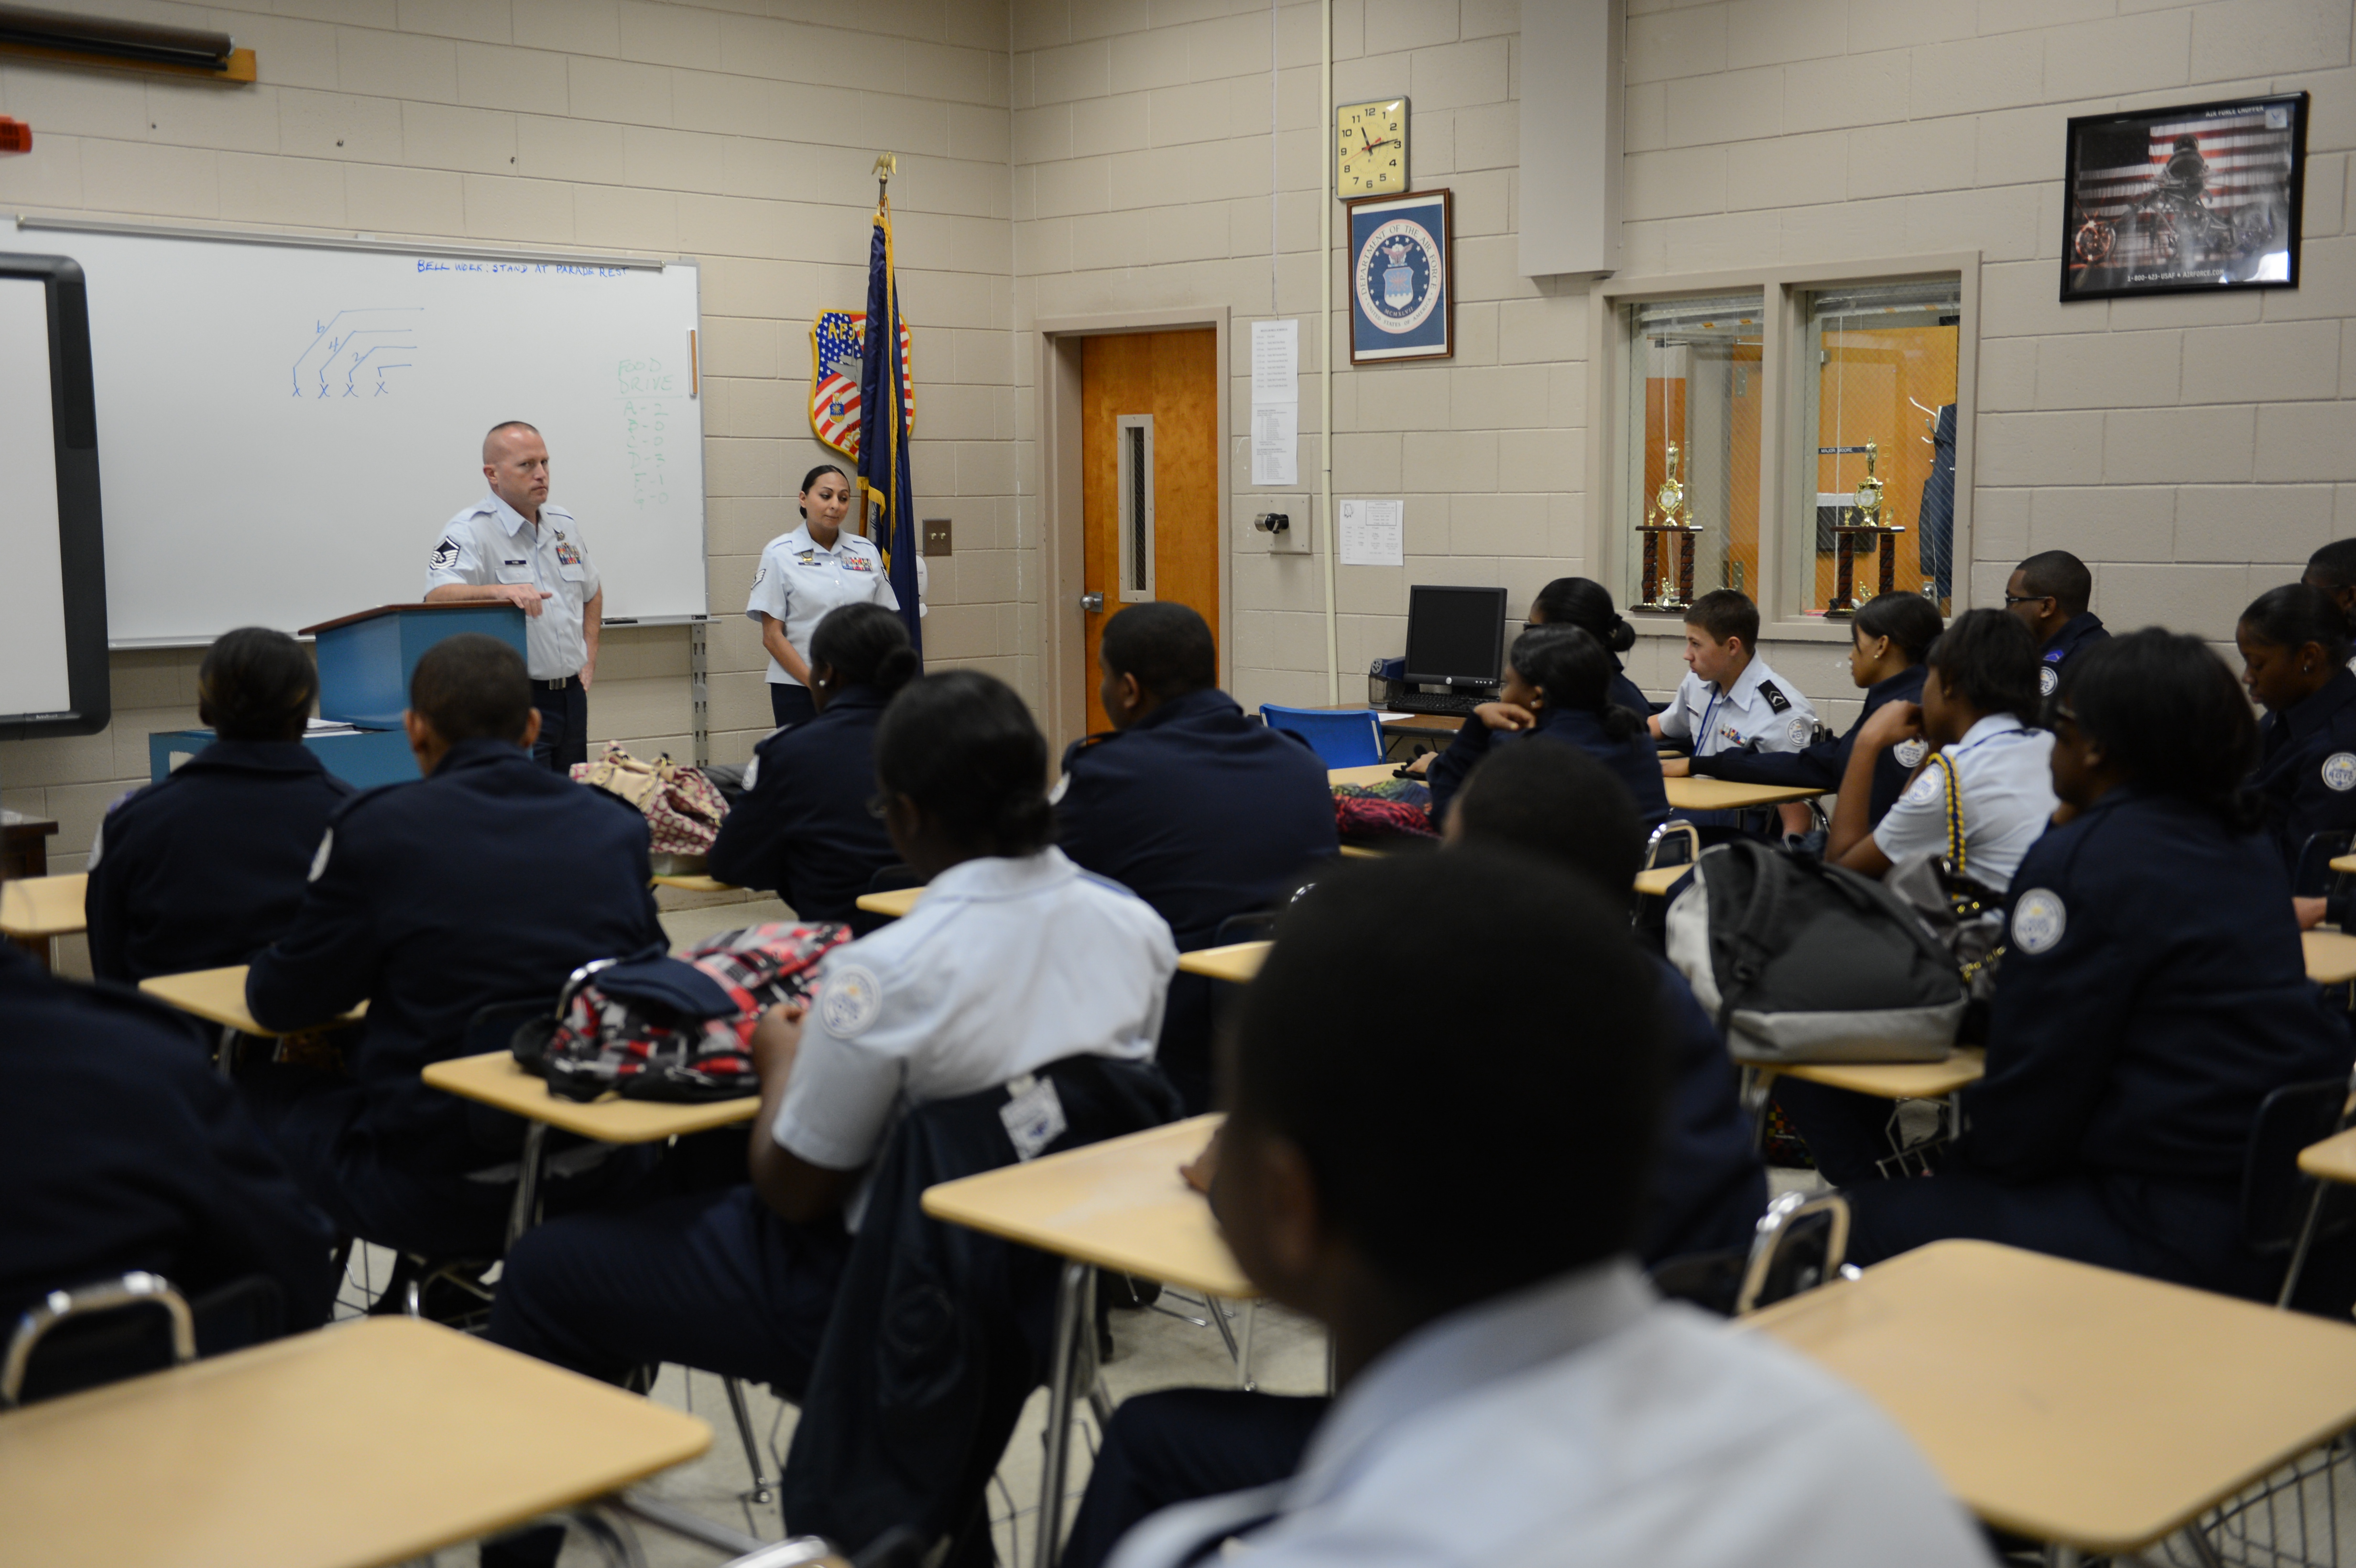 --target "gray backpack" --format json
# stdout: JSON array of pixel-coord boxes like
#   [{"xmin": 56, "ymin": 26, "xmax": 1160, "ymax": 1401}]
[{"xmin": 1666, "ymin": 839, "xmax": 1966, "ymax": 1064}]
